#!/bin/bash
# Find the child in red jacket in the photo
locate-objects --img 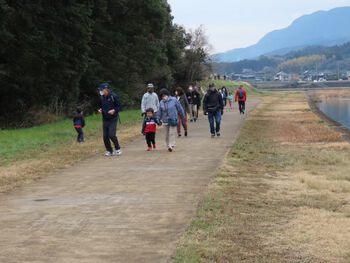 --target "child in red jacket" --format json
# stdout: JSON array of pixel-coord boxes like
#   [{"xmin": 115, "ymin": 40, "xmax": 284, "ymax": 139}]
[{"xmin": 142, "ymin": 108, "xmax": 161, "ymax": 151}]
